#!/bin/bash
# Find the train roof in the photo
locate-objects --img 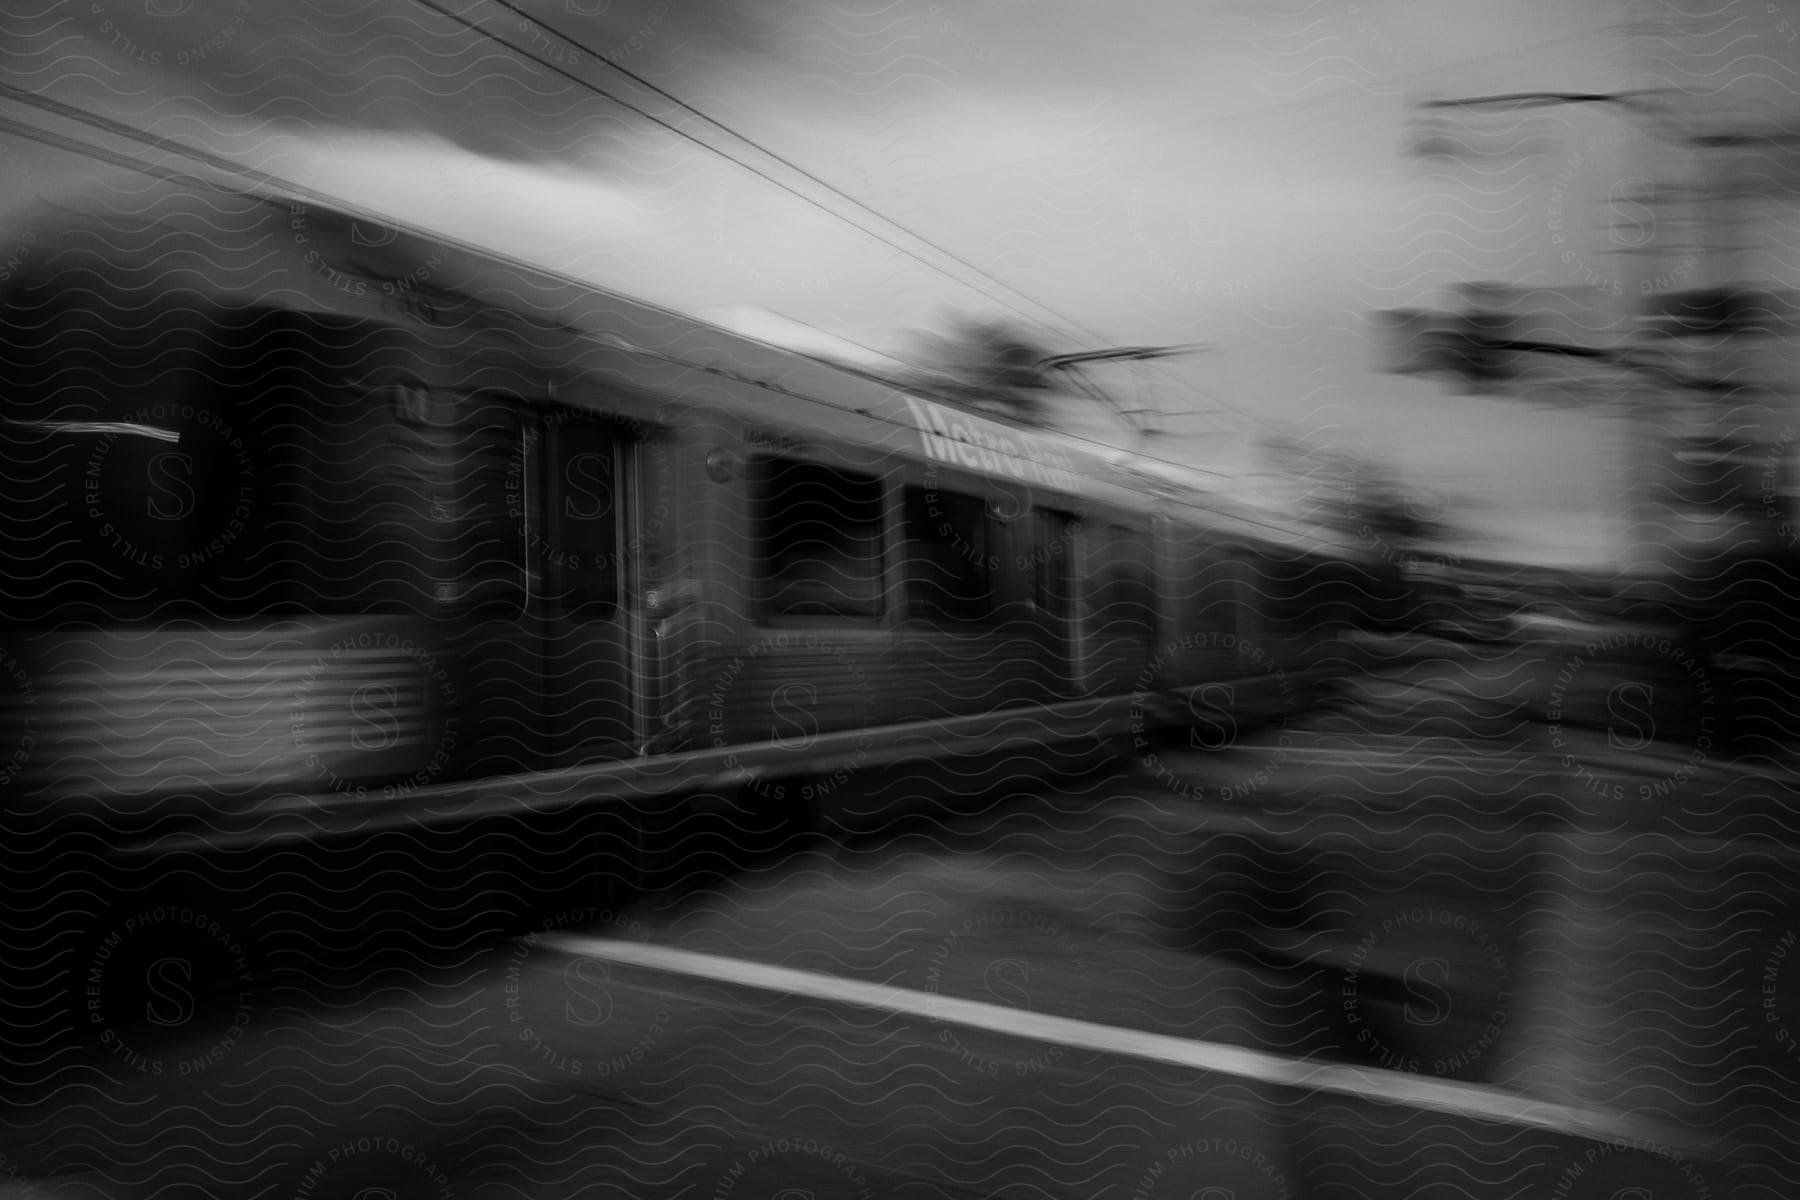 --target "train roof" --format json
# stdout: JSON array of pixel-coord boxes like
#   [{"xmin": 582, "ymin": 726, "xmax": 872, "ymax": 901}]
[{"xmin": 4, "ymin": 168, "xmax": 1337, "ymax": 555}]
